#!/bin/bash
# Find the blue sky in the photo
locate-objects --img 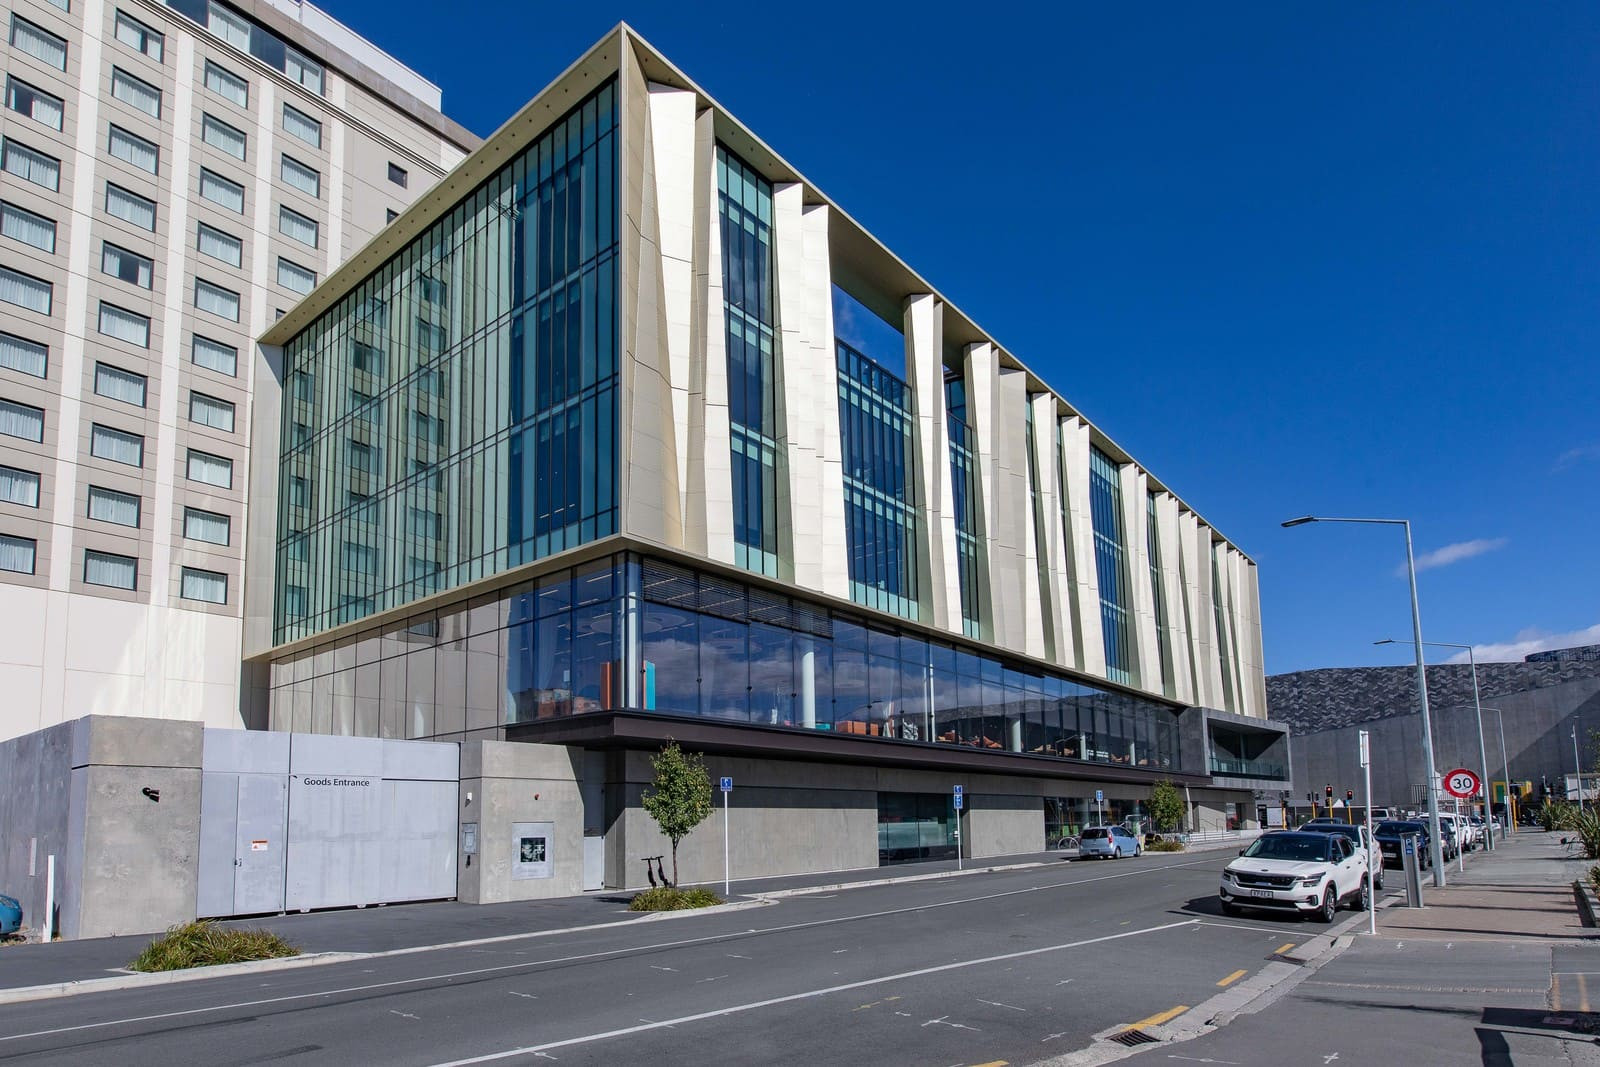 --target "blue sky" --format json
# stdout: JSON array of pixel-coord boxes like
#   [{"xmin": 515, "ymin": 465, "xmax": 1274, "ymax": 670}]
[{"xmin": 337, "ymin": 2, "xmax": 1600, "ymax": 674}]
